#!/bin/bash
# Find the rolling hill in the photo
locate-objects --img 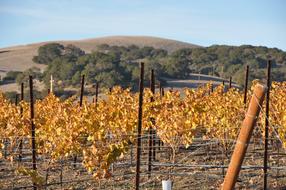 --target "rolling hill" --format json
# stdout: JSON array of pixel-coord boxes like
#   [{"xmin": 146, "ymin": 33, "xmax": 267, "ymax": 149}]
[
  {"xmin": 1, "ymin": 35, "xmax": 285, "ymax": 95},
  {"xmin": 0, "ymin": 36, "xmax": 200, "ymax": 75}
]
